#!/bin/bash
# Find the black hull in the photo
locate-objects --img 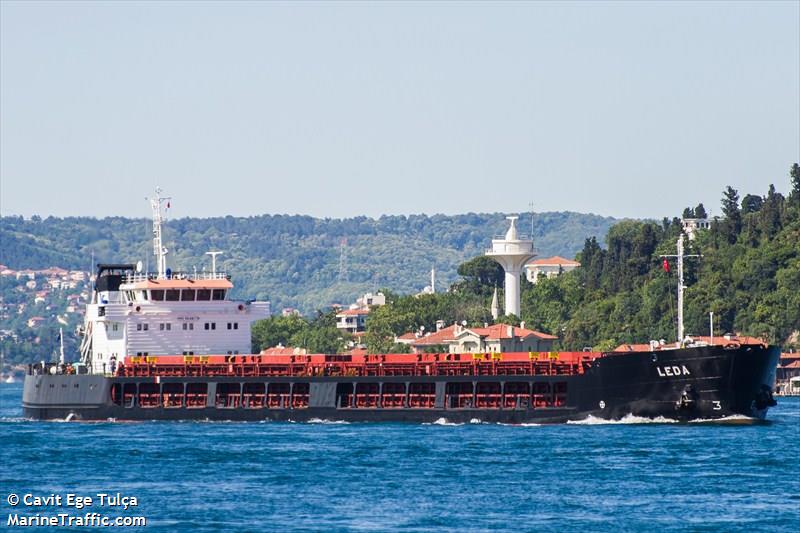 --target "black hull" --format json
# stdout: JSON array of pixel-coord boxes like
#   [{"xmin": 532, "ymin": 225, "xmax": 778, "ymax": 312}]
[{"xmin": 22, "ymin": 345, "xmax": 780, "ymax": 424}]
